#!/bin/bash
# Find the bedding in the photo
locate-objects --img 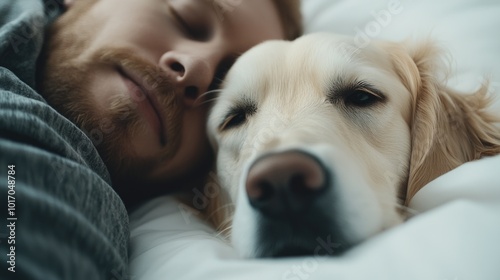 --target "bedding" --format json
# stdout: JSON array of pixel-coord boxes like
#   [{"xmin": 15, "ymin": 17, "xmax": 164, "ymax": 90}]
[
  {"xmin": 130, "ymin": 155, "xmax": 500, "ymax": 279},
  {"xmin": 129, "ymin": 0, "xmax": 500, "ymax": 279}
]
